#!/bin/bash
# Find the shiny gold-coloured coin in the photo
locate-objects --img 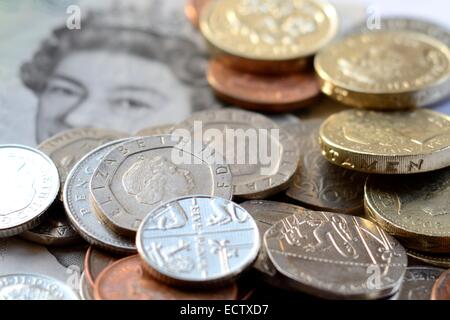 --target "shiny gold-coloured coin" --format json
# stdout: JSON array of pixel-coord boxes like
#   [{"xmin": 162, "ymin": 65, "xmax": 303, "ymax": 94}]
[
  {"xmin": 315, "ymin": 31, "xmax": 450, "ymax": 109},
  {"xmin": 364, "ymin": 167, "xmax": 450, "ymax": 253},
  {"xmin": 319, "ymin": 109, "xmax": 450, "ymax": 174},
  {"xmin": 406, "ymin": 249, "xmax": 450, "ymax": 269},
  {"xmin": 200, "ymin": 0, "xmax": 338, "ymax": 74}
]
